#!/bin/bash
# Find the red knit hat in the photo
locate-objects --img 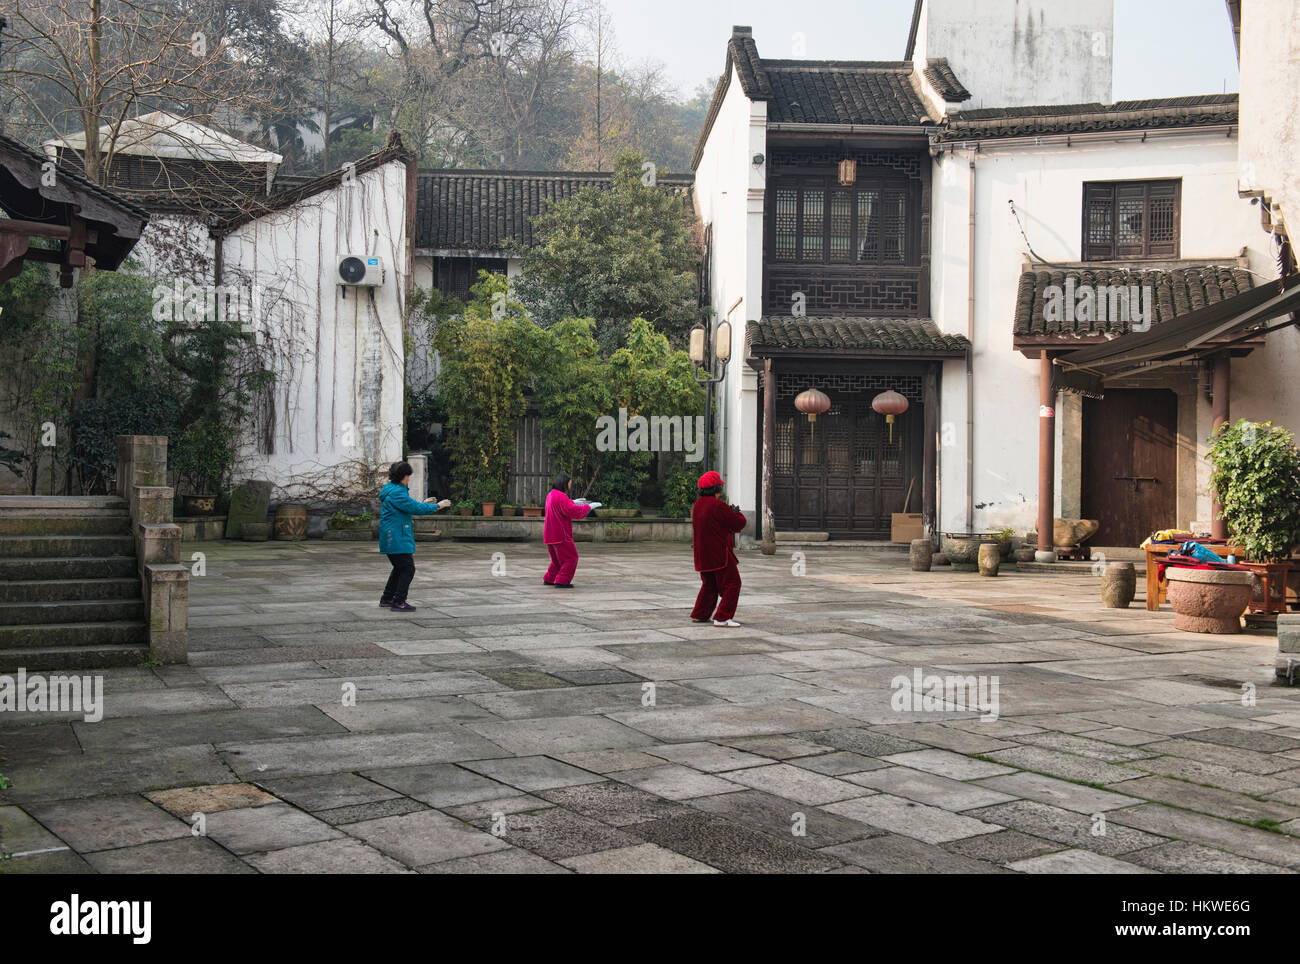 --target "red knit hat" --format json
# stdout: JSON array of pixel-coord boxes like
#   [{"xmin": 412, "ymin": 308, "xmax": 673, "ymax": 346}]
[{"xmin": 698, "ymin": 470, "xmax": 724, "ymax": 488}]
